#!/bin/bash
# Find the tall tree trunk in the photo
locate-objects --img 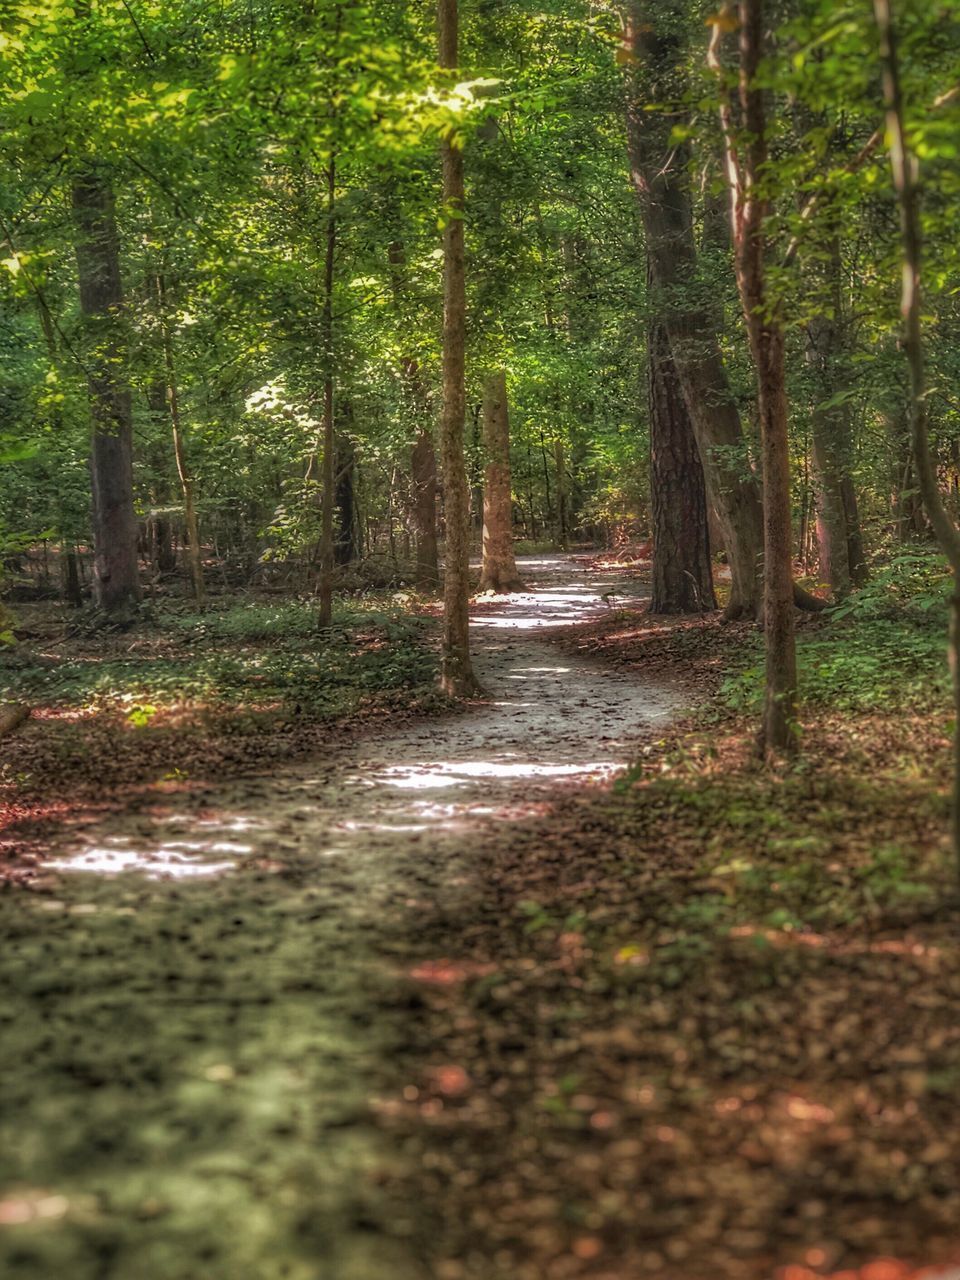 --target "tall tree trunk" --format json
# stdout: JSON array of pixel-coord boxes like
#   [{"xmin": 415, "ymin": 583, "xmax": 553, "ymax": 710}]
[
  {"xmin": 554, "ymin": 439, "xmax": 569, "ymax": 551},
  {"xmin": 649, "ymin": 308, "xmax": 716, "ymax": 613},
  {"xmin": 335, "ymin": 431, "xmax": 357, "ymax": 567},
  {"xmin": 841, "ymin": 474, "xmax": 867, "ymax": 584},
  {"xmin": 715, "ymin": 0, "xmax": 797, "ymax": 753},
  {"xmin": 805, "ymin": 238, "xmax": 866, "ymax": 595},
  {"xmin": 807, "ymin": 315, "xmax": 852, "ymax": 599},
  {"xmin": 72, "ymin": 169, "xmax": 140, "ymax": 621},
  {"xmin": 875, "ymin": 0, "xmax": 960, "ymax": 879},
  {"xmin": 438, "ymin": 0, "xmax": 480, "ymax": 696},
  {"xmin": 887, "ymin": 404, "xmax": 926, "ymax": 539},
  {"xmin": 157, "ymin": 273, "xmax": 205, "ymax": 608},
  {"xmin": 478, "ymin": 371, "xmax": 524, "ymax": 593},
  {"xmin": 387, "ymin": 239, "xmax": 440, "ymax": 586},
  {"xmin": 411, "ymin": 422, "xmax": 440, "ymax": 585},
  {"xmin": 622, "ymin": 3, "xmax": 763, "ymax": 620},
  {"xmin": 63, "ymin": 546, "xmax": 83, "ymax": 608},
  {"xmin": 318, "ymin": 153, "xmax": 337, "ymax": 627}
]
